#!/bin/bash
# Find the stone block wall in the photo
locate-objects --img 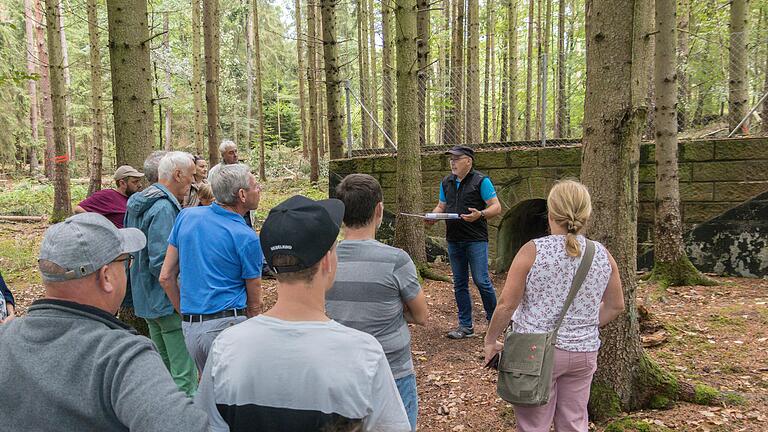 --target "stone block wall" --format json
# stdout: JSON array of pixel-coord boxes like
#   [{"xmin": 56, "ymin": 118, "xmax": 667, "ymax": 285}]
[{"xmin": 329, "ymin": 137, "xmax": 768, "ymax": 271}]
